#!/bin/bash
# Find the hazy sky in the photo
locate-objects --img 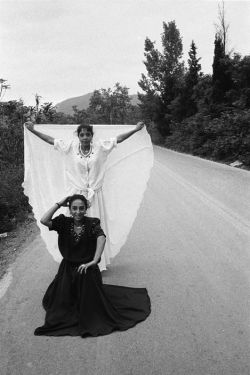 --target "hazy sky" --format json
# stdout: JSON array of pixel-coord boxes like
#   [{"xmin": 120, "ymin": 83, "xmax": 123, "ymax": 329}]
[{"xmin": 0, "ymin": 0, "xmax": 249, "ymax": 106}]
